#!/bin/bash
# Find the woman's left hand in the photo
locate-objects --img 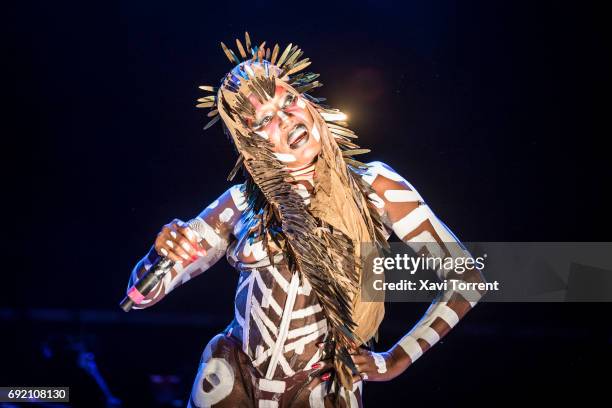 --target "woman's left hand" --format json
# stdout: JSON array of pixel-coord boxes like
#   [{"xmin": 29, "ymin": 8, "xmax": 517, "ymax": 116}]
[
  {"xmin": 306, "ymin": 343, "xmax": 412, "ymax": 388},
  {"xmin": 349, "ymin": 346, "xmax": 410, "ymax": 382}
]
